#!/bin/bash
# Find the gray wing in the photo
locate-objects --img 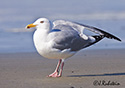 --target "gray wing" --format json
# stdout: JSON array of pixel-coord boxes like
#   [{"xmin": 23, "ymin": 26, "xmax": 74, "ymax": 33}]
[
  {"xmin": 53, "ymin": 20, "xmax": 85, "ymax": 35},
  {"xmin": 51, "ymin": 20, "xmax": 121, "ymax": 51},
  {"xmin": 53, "ymin": 20, "xmax": 121, "ymax": 41},
  {"xmin": 50, "ymin": 24, "xmax": 92, "ymax": 51}
]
